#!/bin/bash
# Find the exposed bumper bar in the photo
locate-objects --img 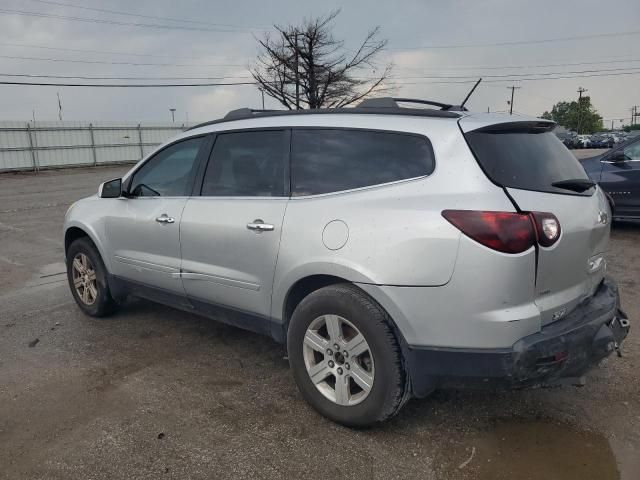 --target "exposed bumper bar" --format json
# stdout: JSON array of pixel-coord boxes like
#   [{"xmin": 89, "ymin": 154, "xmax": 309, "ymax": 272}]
[{"xmin": 407, "ymin": 277, "xmax": 630, "ymax": 397}]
